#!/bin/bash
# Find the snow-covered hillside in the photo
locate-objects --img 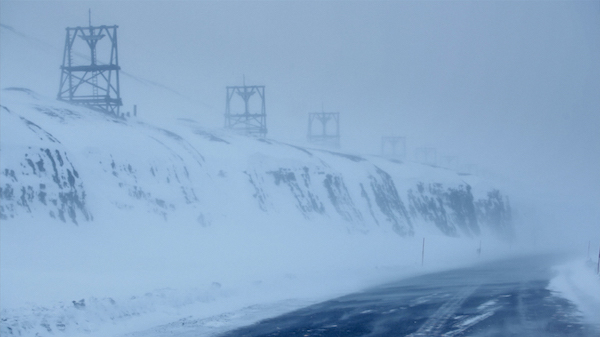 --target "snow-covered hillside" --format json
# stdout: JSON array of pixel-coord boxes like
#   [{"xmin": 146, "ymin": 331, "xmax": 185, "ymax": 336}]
[
  {"xmin": 0, "ymin": 88, "xmax": 513, "ymax": 336},
  {"xmin": 0, "ymin": 88, "xmax": 511, "ymax": 238}
]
